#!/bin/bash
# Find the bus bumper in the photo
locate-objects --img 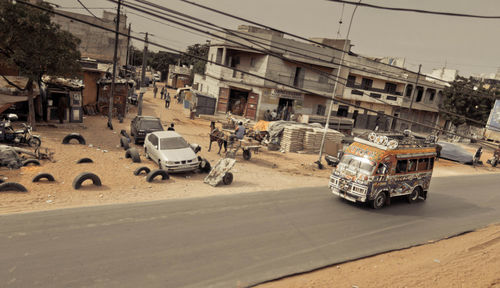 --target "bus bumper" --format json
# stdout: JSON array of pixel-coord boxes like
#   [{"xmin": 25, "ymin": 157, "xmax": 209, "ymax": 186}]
[{"xmin": 331, "ymin": 187, "xmax": 367, "ymax": 203}]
